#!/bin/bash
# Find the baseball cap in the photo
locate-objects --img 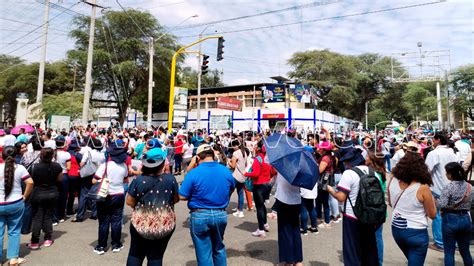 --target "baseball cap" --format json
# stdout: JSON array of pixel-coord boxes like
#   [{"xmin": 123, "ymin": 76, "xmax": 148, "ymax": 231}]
[
  {"xmin": 196, "ymin": 144, "xmax": 212, "ymax": 155},
  {"xmin": 146, "ymin": 138, "xmax": 162, "ymax": 149},
  {"xmin": 142, "ymin": 147, "xmax": 167, "ymax": 168}
]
